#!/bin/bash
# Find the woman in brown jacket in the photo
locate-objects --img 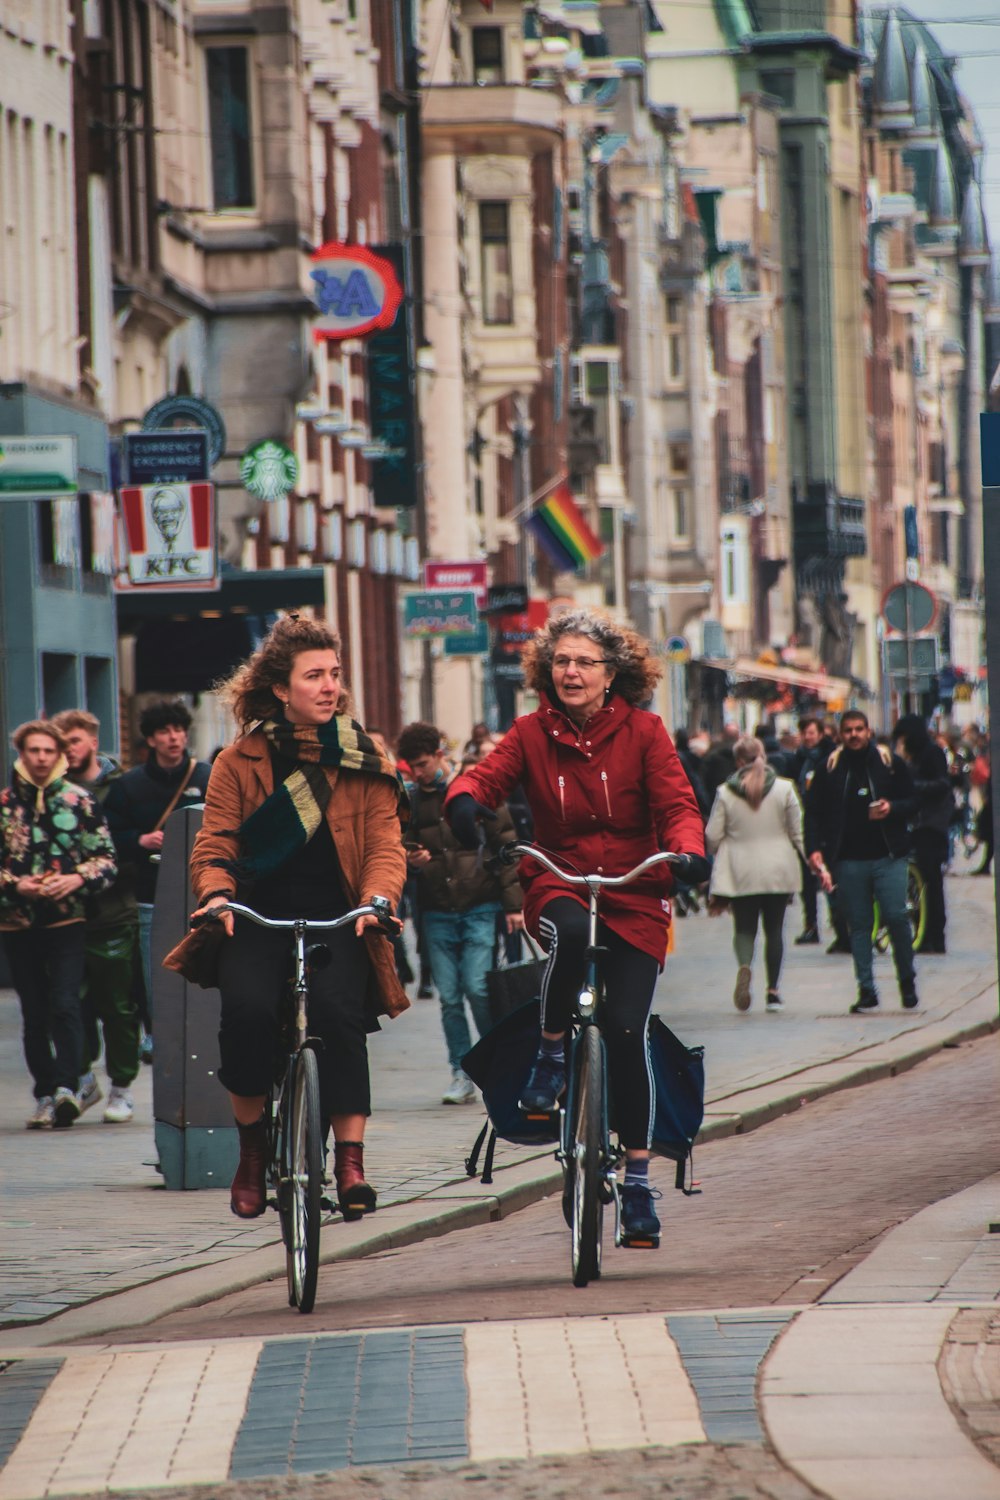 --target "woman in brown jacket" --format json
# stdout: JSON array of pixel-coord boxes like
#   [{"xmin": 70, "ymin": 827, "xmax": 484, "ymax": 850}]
[{"xmin": 189, "ymin": 616, "xmax": 407, "ymax": 1221}]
